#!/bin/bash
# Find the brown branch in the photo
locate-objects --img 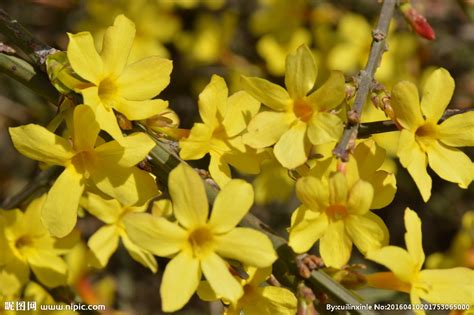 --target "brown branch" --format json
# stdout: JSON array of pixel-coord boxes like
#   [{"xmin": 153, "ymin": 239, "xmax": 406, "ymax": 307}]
[{"xmin": 333, "ymin": 0, "xmax": 397, "ymax": 161}]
